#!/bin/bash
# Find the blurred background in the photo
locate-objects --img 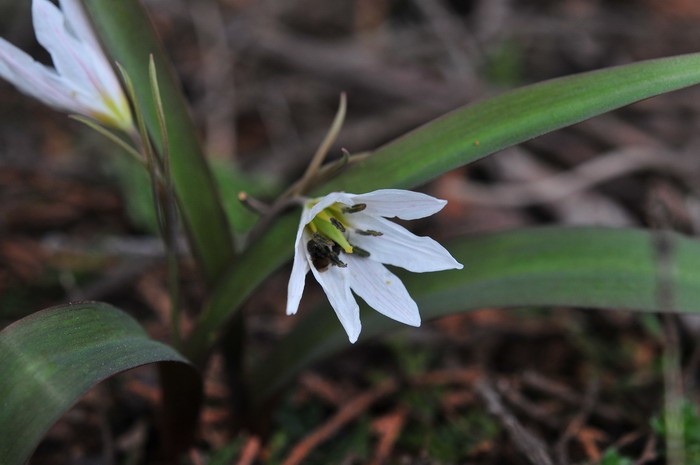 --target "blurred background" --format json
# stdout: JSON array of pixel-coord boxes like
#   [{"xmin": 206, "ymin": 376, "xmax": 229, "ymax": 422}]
[{"xmin": 3, "ymin": 0, "xmax": 700, "ymax": 463}]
